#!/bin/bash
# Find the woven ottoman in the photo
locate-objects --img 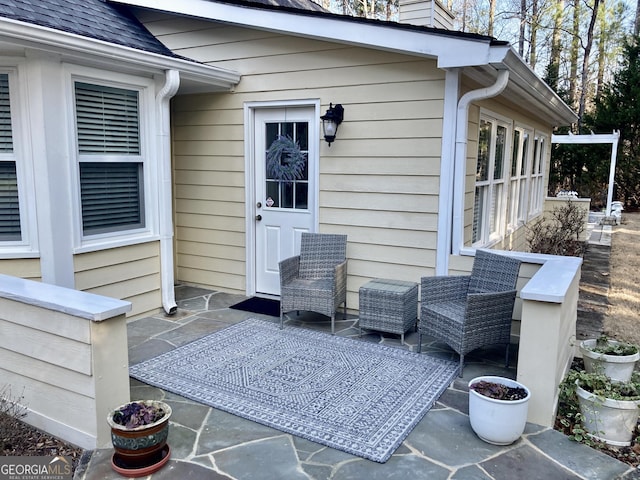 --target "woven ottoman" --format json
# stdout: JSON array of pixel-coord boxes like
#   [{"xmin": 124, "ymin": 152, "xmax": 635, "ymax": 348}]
[{"xmin": 358, "ymin": 278, "xmax": 418, "ymax": 345}]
